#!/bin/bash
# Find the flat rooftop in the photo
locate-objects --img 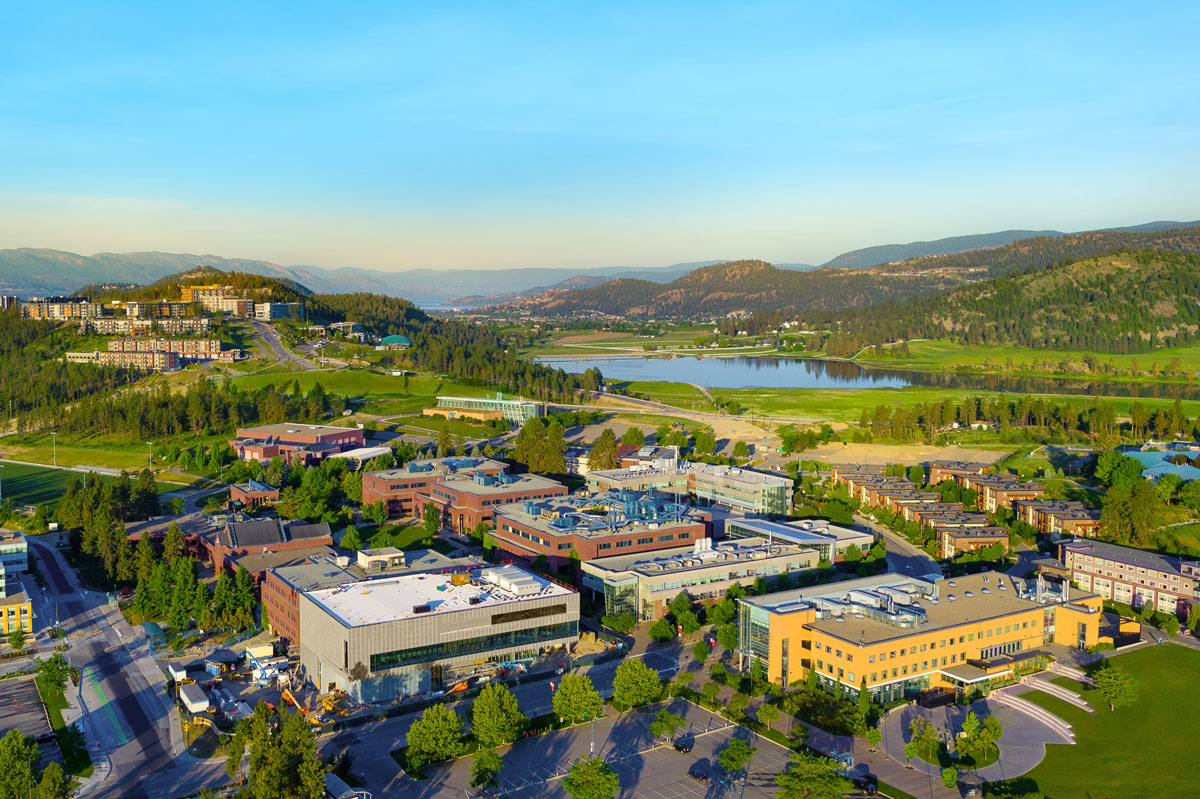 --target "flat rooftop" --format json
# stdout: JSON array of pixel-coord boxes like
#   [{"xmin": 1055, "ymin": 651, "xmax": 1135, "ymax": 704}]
[
  {"xmin": 729, "ymin": 518, "xmax": 869, "ymax": 544},
  {"xmin": 235, "ymin": 423, "xmax": 358, "ymax": 437},
  {"xmin": 442, "ymin": 473, "xmax": 564, "ymax": 497},
  {"xmin": 584, "ymin": 536, "xmax": 812, "ymax": 577},
  {"xmin": 1062, "ymin": 539, "xmax": 1197, "ymax": 574},
  {"xmin": 368, "ymin": 457, "xmax": 506, "ymax": 479},
  {"xmin": 306, "ymin": 565, "xmax": 574, "ymax": 627},
  {"xmin": 589, "ymin": 462, "xmax": 790, "ymax": 488},
  {"xmin": 495, "ymin": 492, "xmax": 705, "ymax": 539},
  {"xmin": 273, "ymin": 549, "xmax": 472, "ymax": 592},
  {"xmin": 746, "ymin": 572, "xmax": 1095, "ymax": 645}
]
